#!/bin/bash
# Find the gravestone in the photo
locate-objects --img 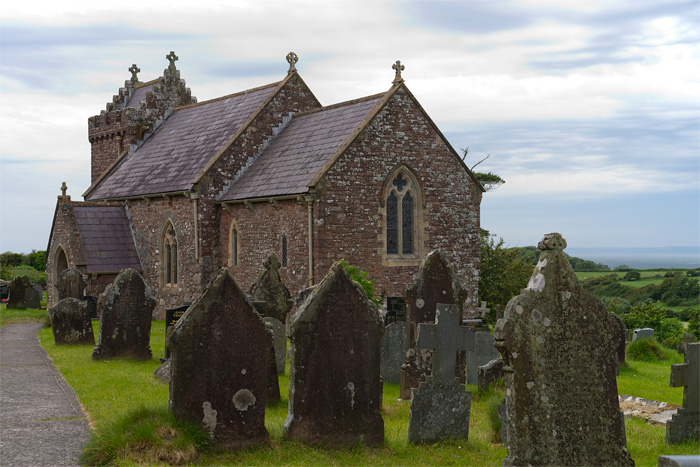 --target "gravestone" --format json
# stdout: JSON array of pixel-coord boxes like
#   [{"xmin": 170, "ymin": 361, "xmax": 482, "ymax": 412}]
[
  {"xmin": 611, "ymin": 313, "xmax": 628, "ymax": 375},
  {"xmin": 263, "ymin": 317, "xmax": 286, "ymax": 375},
  {"xmin": 666, "ymin": 342, "xmax": 699, "ymax": 444},
  {"xmin": 658, "ymin": 455, "xmax": 700, "ymax": 466},
  {"xmin": 92, "ymin": 269, "xmax": 155, "ymax": 361},
  {"xmin": 294, "ymin": 286, "xmax": 315, "ymax": 308},
  {"xmin": 154, "ymin": 358, "xmax": 171, "ymax": 385},
  {"xmin": 6, "ymin": 275, "xmax": 41, "ymax": 309},
  {"xmin": 632, "ymin": 328, "xmax": 654, "ymax": 342},
  {"xmin": 0, "ymin": 282, "xmax": 8, "ymax": 300},
  {"xmin": 677, "ymin": 333, "xmax": 695, "ymax": 355},
  {"xmin": 169, "ymin": 268, "xmax": 271, "ymax": 450},
  {"xmin": 266, "ymin": 329, "xmax": 281, "ymax": 404},
  {"xmin": 32, "ymin": 283, "xmax": 43, "ymax": 304},
  {"xmin": 164, "ymin": 304, "xmax": 189, "ymax": 359},
  {"xmin": 381, "ymin": 321, "xmax": 406, "ymax": 385},
  {"xmin": 248, "ymin": 253, "xmax": 293, "ymax": 323},
  {"xmin": 57, "ymin": 268, "xmax": 85, "ymax": 301},
  {"xmin": 284, "ymin": 262, "xmax": 384, "ymax": 448},
  {"xmin": 478, "ymin": 358, "xmax": 504, "ymax": 392},
  {"xmin": 48, "ymin": 298, "xmax": 95, "ymax": 345},
  {"xmin": 494, "ymin": 233, "xmax": 633, "ymax": 466},
  {"xmin": 466, "ymin": 331, "xmax": 501, "ymax": 386},
  {"xmin": 400, "ymin": 250, "xmax": 468, "ymax": 400},
  {"xmin": 408, "ymin": 303, "xmax": 474, "ymax": 444}
]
